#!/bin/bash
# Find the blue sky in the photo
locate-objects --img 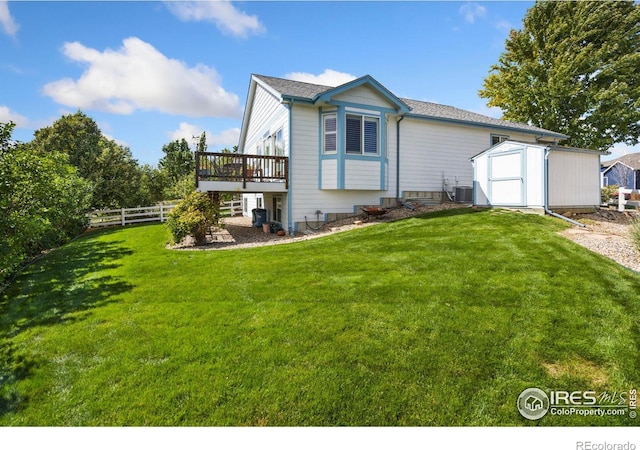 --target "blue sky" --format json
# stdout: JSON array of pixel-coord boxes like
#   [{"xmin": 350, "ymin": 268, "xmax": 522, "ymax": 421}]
[{"xmin": 1, "ymin": 1, "xmax": 635, "ymax": 165}]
